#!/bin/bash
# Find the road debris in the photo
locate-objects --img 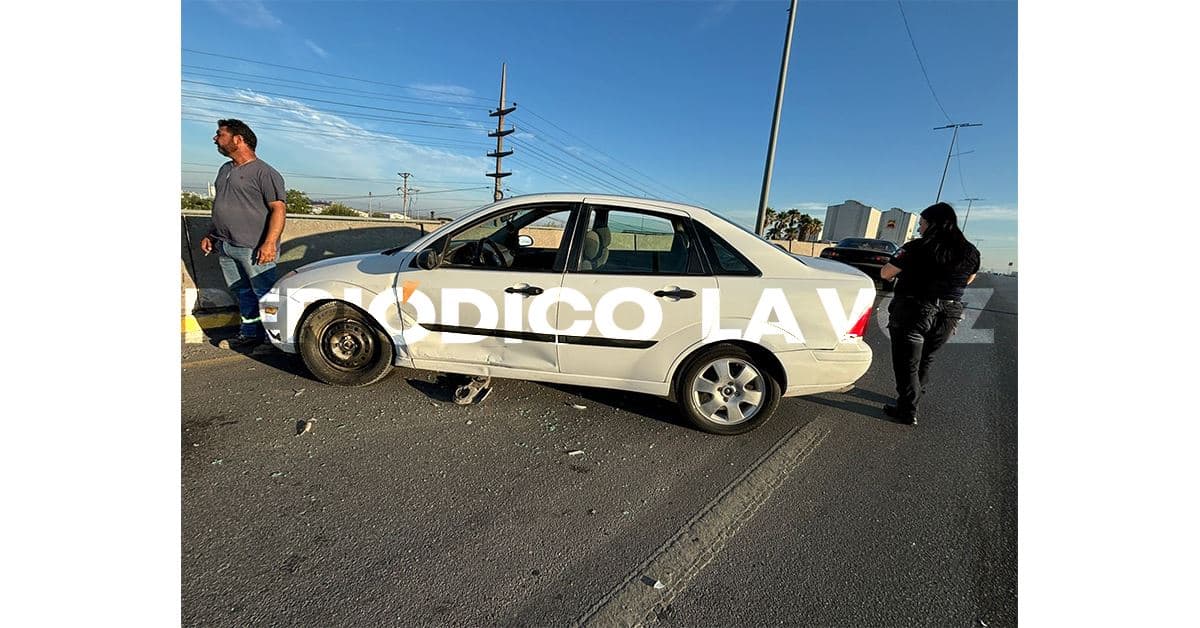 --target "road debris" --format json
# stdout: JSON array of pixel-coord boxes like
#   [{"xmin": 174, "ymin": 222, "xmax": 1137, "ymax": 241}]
[
  {"xmin": 567, "ymin": 450, "xmax": 585, "ymax": 456},
  {"xmin": 295, "ymin": 419, "xmax": 316, "ymax": 436},
  {"xmin": 293, "ymin": 388, "xmax": 305, "ymax": 397},
  {"xmin": 640, "ymin": 575, "xmax": 667, "ymax": 590},
  {"xmin": 567, "ymin": 402, "xmax": 587, "ymax": 410}
]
